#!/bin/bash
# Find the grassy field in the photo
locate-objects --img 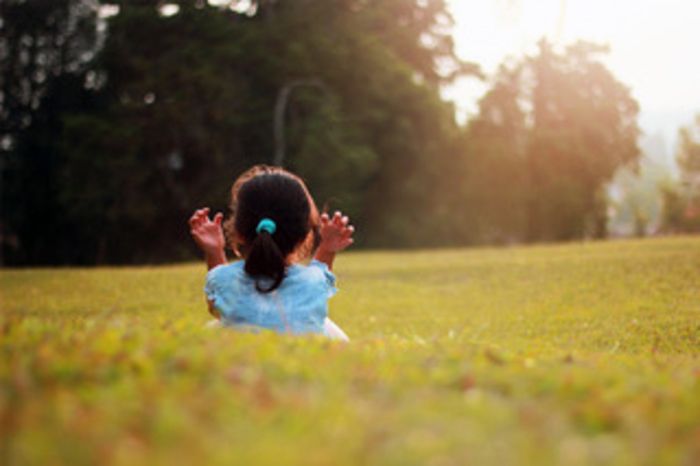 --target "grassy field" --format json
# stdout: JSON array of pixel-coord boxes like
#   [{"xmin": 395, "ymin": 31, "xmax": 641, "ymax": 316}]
[{"xmin": 1, "ymin": 236, "xmax": 699, "ymax": 465}]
